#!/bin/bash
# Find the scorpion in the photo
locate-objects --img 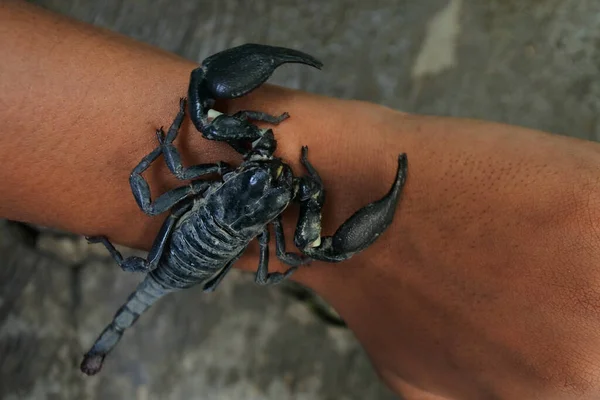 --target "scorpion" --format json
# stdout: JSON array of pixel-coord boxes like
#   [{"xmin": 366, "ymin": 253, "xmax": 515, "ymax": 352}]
[{"xmin": 80, "ymin": 44, "xmax": 409, "ymax": 376}]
